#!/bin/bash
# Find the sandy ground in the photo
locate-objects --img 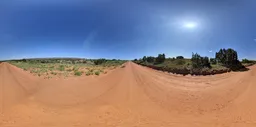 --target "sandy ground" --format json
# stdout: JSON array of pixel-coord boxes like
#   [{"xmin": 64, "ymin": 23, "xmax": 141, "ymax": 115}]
[{"xmin": 0, "ymin": 62, "xmax": 256, "ymax": 127}]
